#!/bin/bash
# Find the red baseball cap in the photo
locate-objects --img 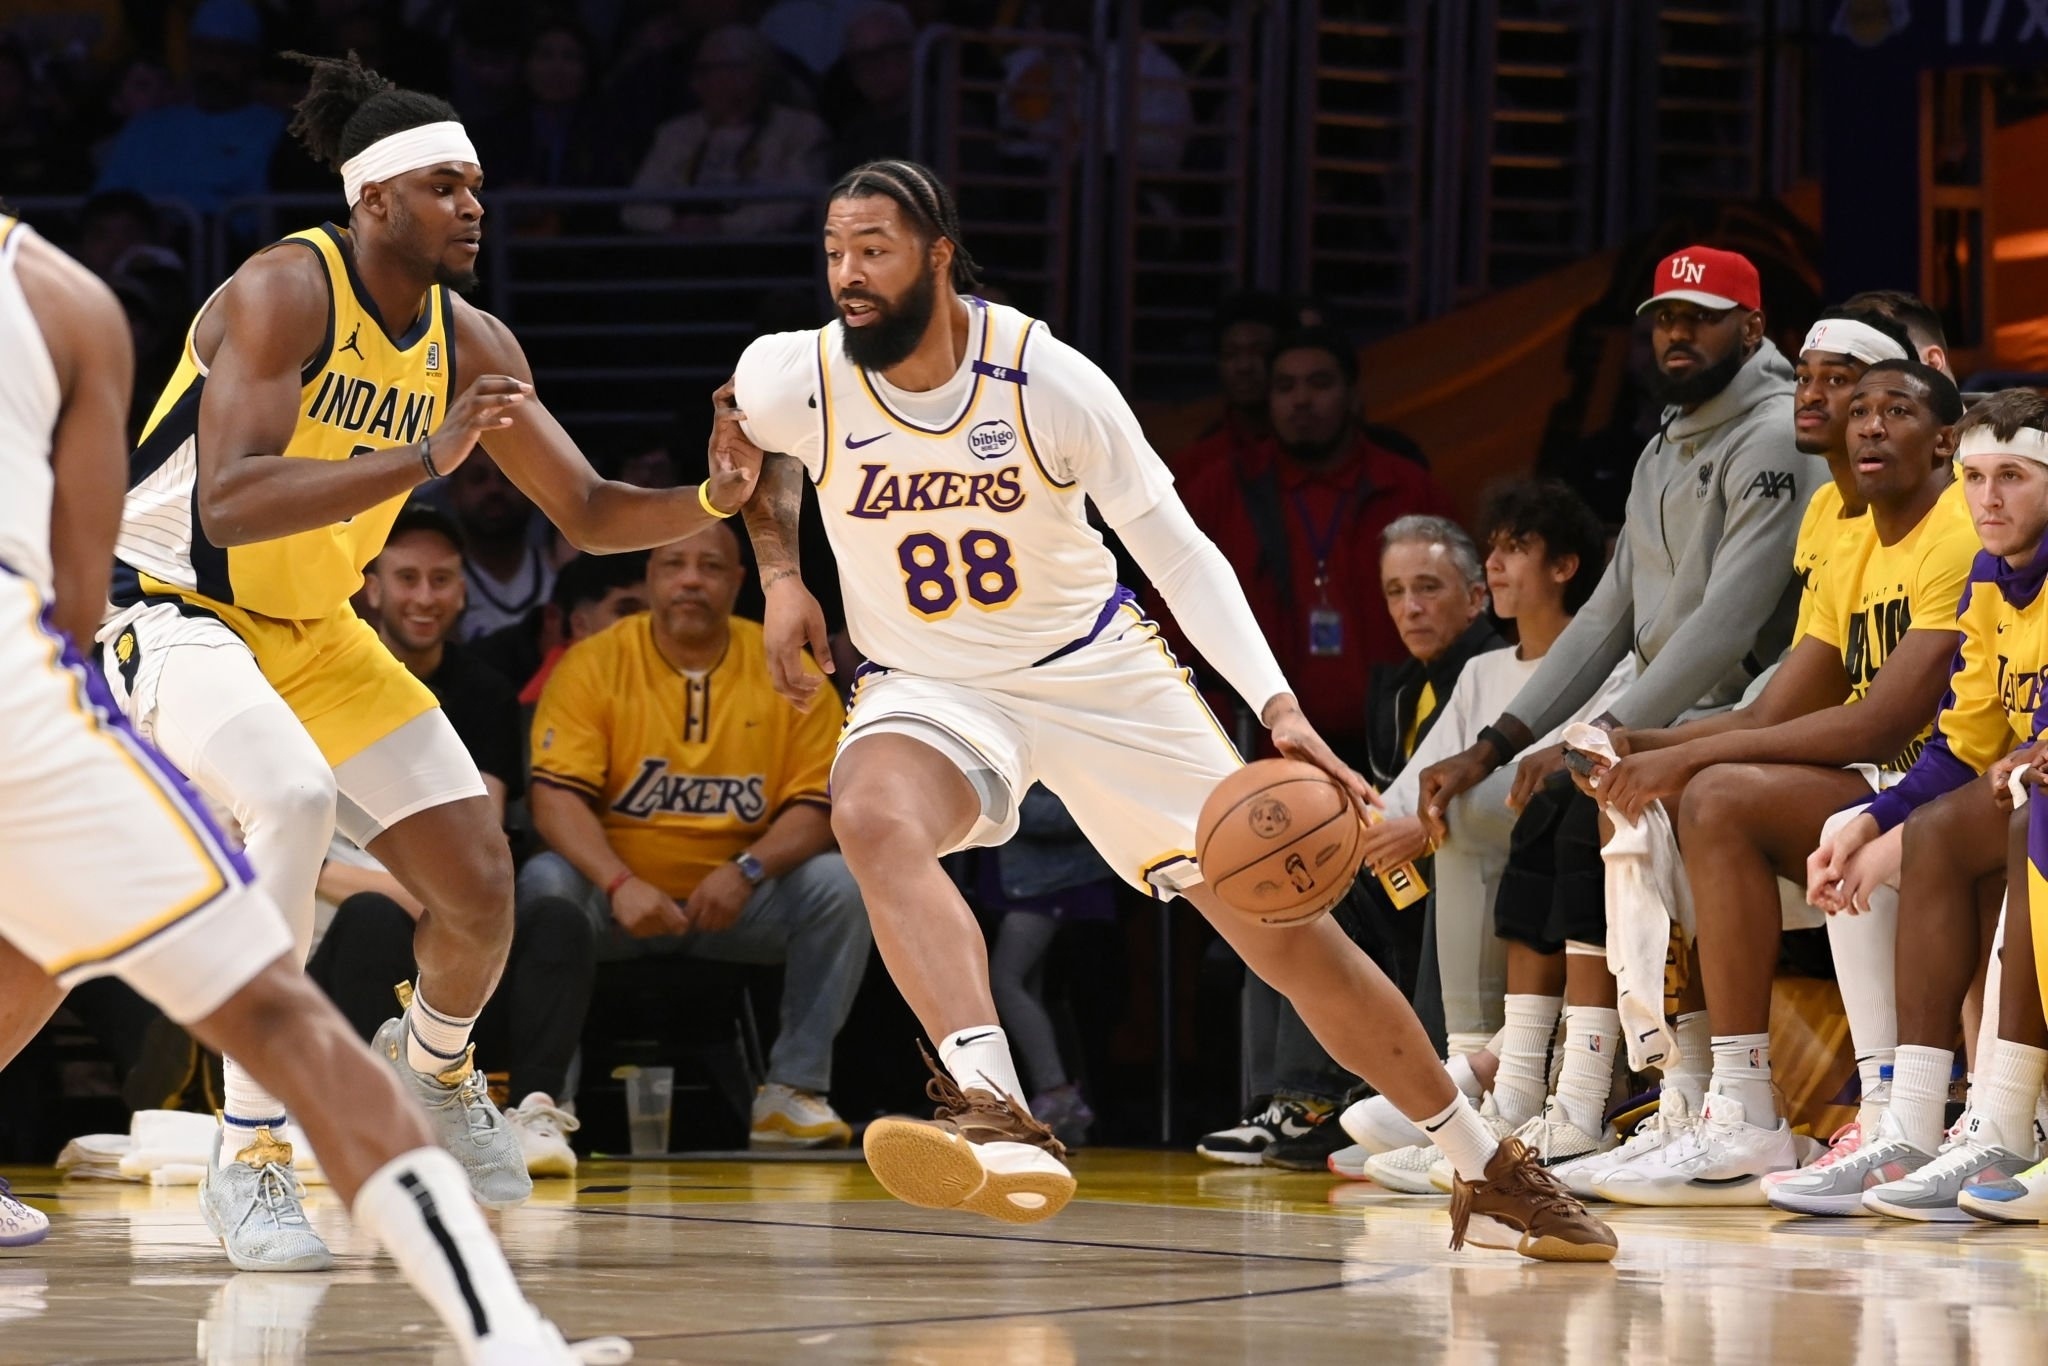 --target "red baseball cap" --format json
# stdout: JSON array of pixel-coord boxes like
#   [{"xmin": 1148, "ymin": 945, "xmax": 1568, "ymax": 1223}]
[{"xmin": 1637, "ymin": 246, "xmax": 1762, "ymax": 314}]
